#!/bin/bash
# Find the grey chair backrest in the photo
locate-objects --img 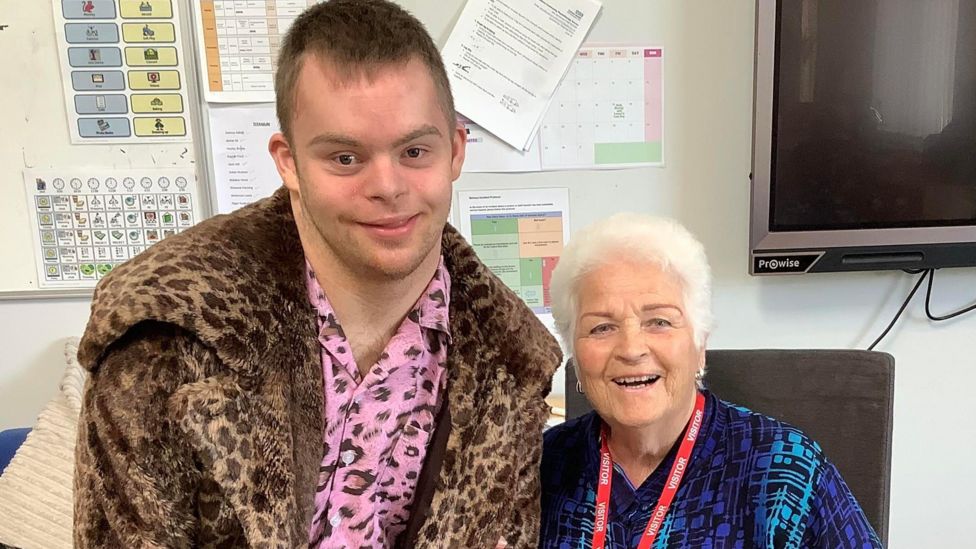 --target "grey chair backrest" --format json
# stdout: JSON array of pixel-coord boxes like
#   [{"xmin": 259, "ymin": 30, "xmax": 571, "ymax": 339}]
[{"xmin": 564, "ymin": 349, "xmax": 894, "ymax": 546}]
